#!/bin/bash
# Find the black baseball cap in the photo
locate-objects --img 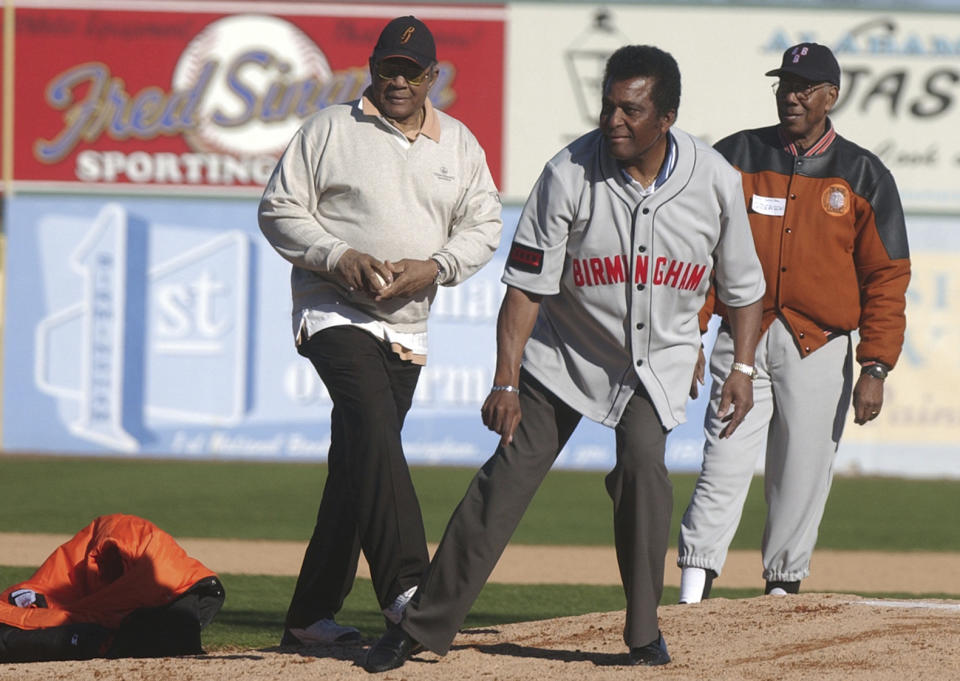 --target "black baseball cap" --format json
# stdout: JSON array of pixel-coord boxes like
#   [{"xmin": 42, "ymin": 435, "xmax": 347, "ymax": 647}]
[
  {"xmin": 765, "ymin": 42, "xmax": 841, "ymax": 87},
  {"xmin": 371, "ymin": 16, "xmax": 436, "ymax": 69}
]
